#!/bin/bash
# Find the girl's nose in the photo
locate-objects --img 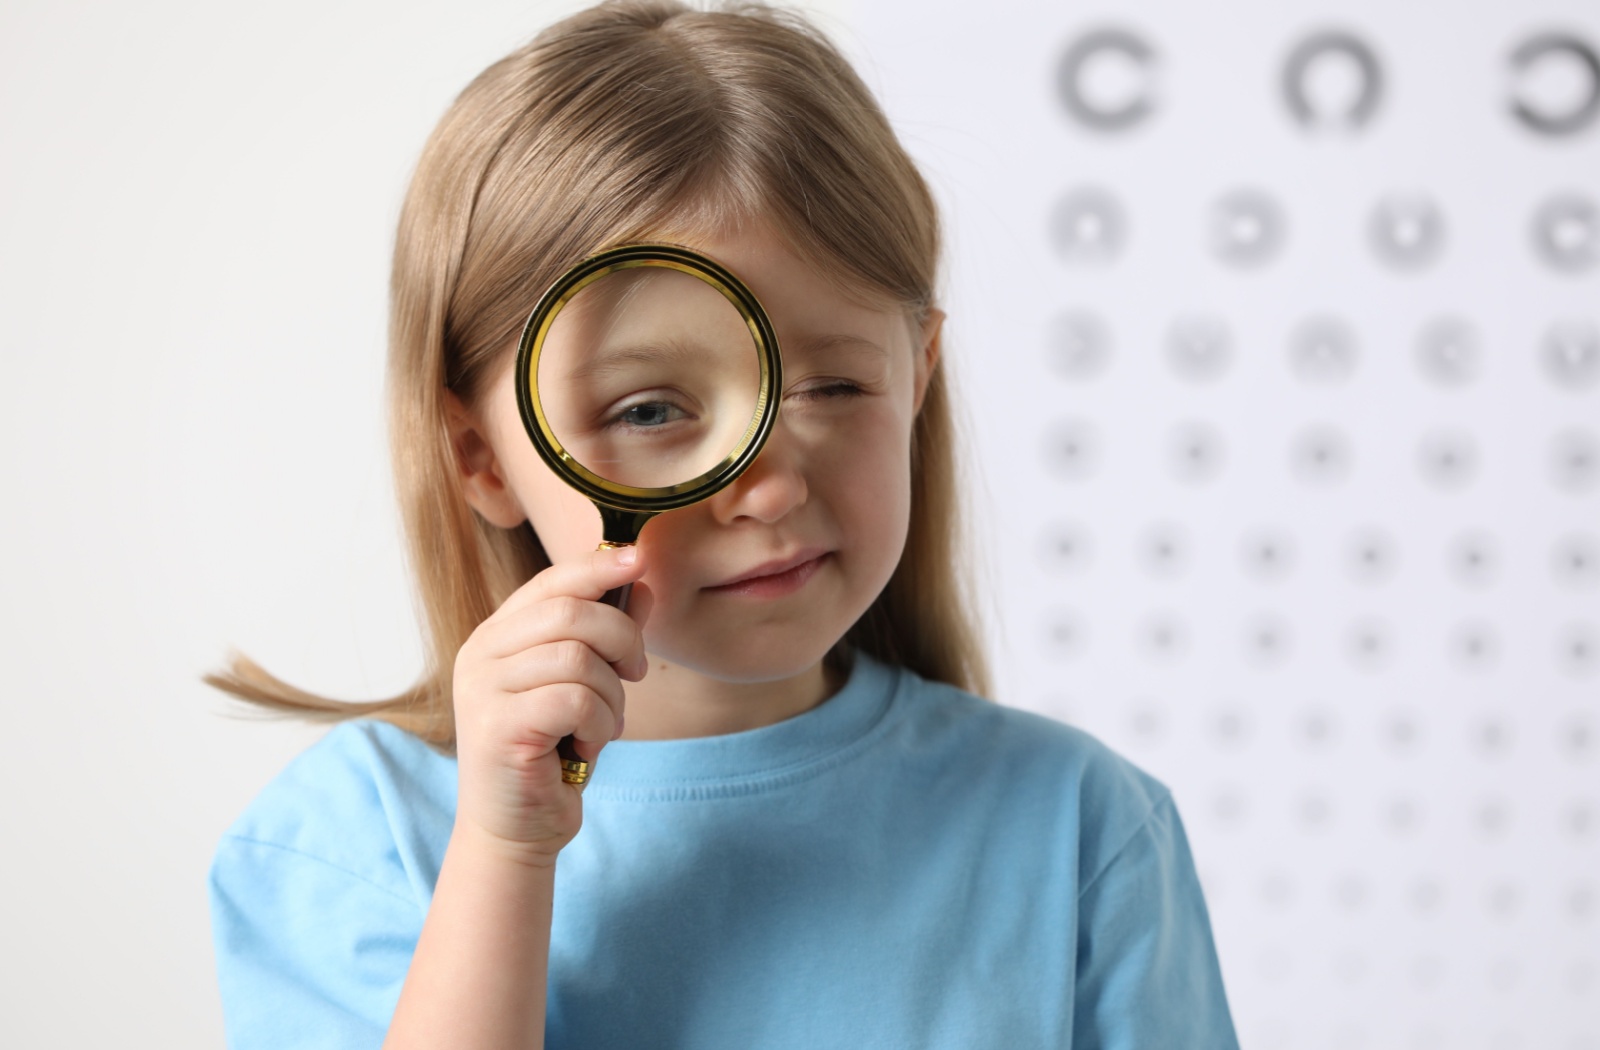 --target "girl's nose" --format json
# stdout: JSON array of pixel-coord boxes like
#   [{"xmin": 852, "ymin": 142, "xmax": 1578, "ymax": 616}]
[{"xmin": 707, "ymin": 427, "xmax": 808, "ymax": 525}]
